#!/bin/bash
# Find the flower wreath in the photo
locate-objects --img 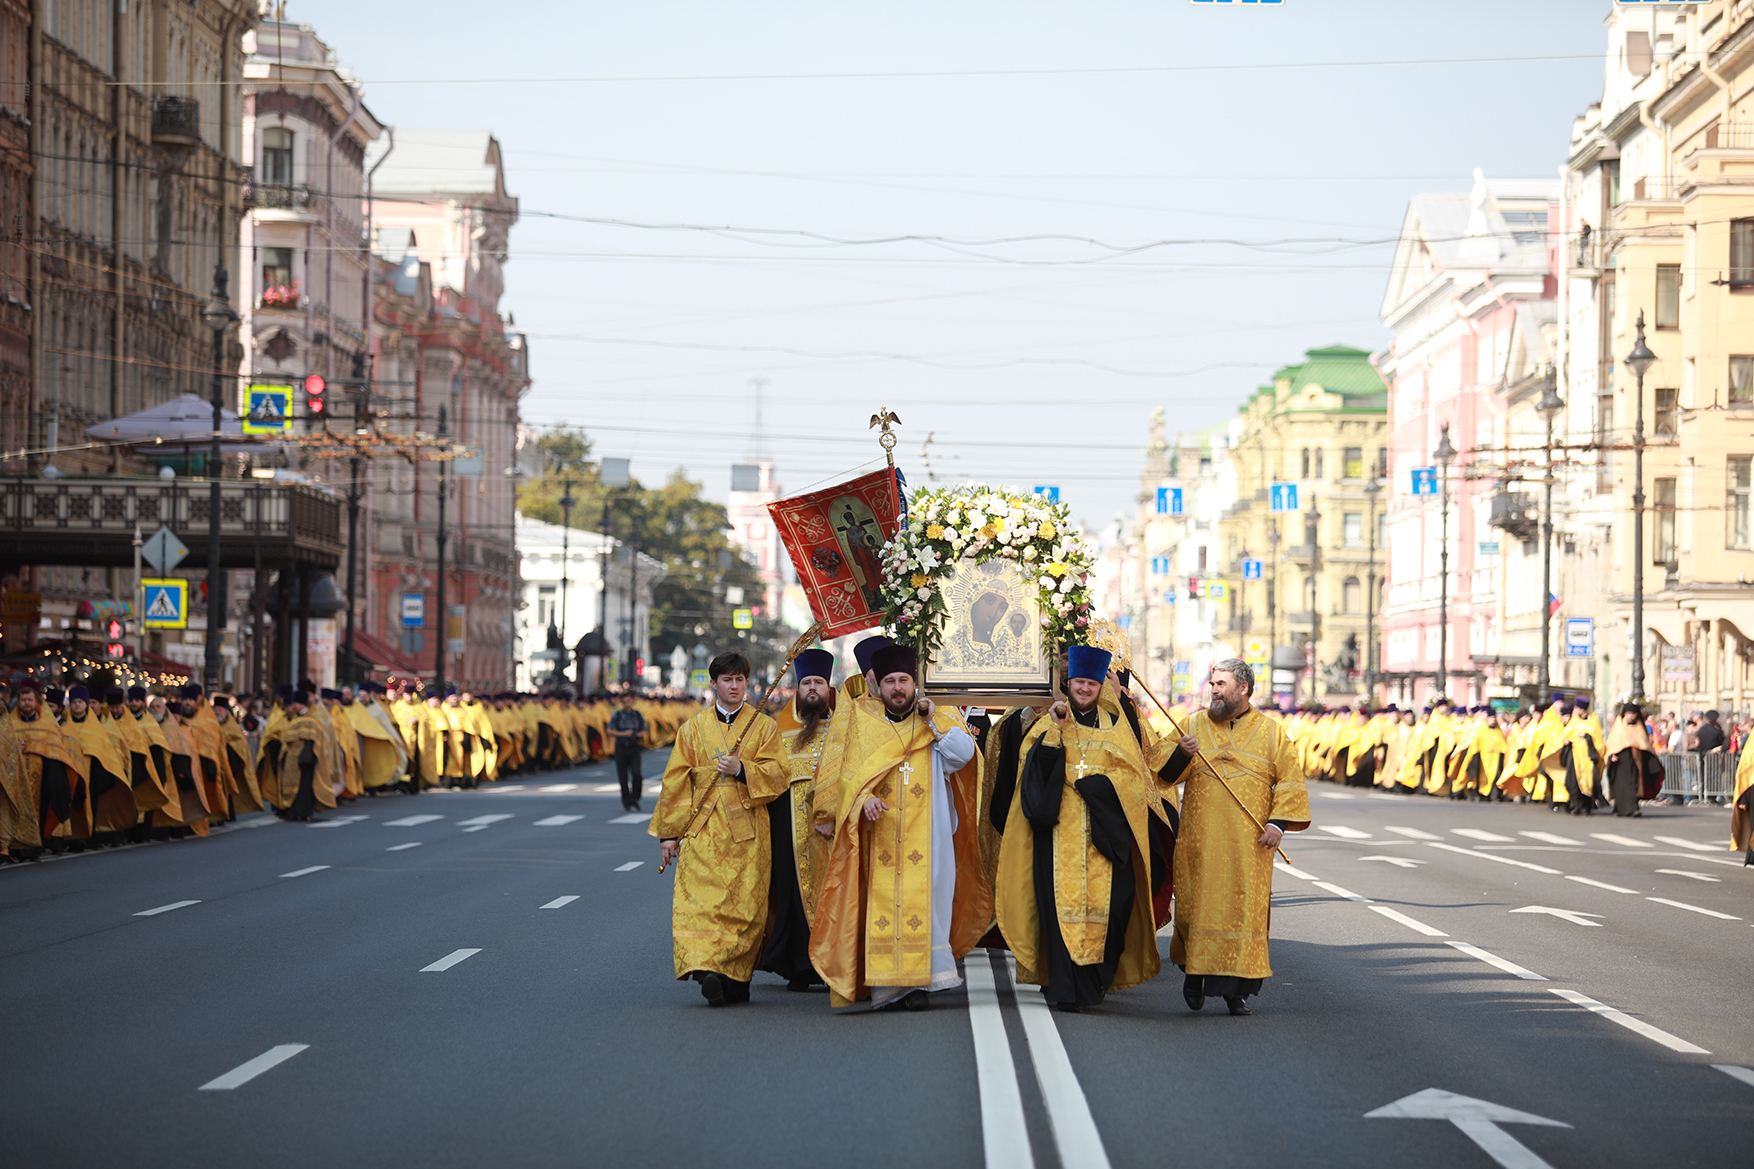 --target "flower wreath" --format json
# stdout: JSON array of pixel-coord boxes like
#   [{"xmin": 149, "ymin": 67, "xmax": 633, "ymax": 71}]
[{"xmin": 878, "ymin": 483, "xmax": 1095, "ymax": 657}]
